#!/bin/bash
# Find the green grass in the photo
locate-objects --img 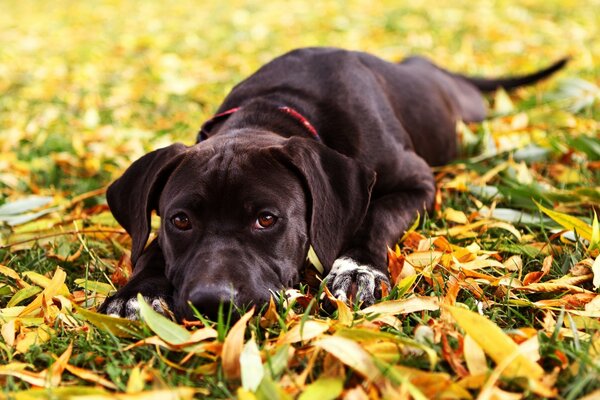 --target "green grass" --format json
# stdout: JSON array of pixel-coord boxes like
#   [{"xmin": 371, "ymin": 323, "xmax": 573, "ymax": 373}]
[{"xmin": 1, "ymin": 0, "xmax": 599, "ymax": 399}]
